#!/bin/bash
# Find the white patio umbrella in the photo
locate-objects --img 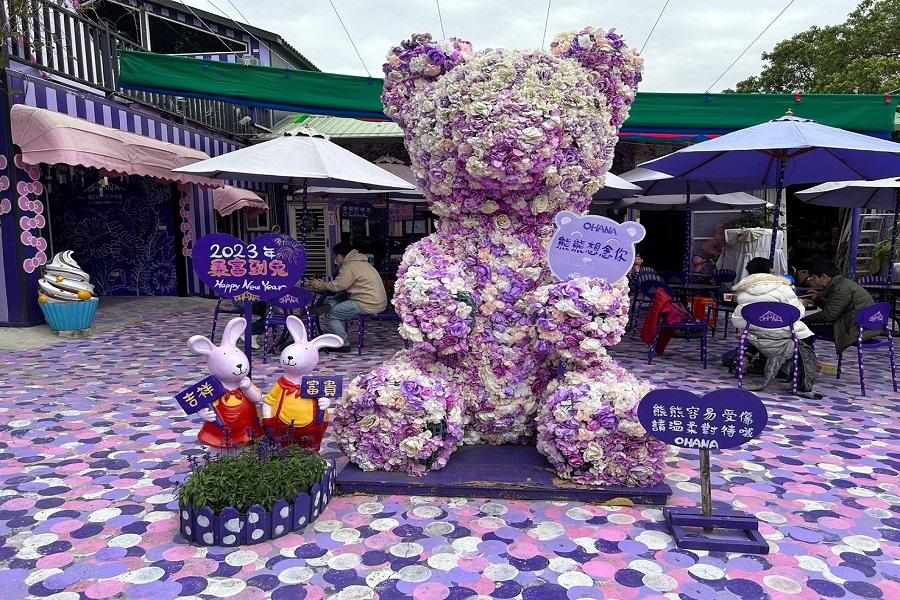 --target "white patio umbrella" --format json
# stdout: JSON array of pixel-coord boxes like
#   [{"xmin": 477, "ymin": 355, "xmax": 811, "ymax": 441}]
[
  {"xmin": 797, "ymin": 177, "xmax": 900, "ymax": 271},
  {"xmin": 618, "ymin": 167, "xmax": 760, "ymax": 279},
  {"xmin": 173, "ymin": 135, "xmax": 417, "ymax": 190},
  {"xmin": 612, "ymin": 192, "xmax": 766, "ymax": 211},
  {"xmin": 640, "ymin": 111, "xmax": 900, "ymax": 262},
  {"xmin": 173, "ymin": 135, "xmax": 414, "ymax": 365},
  {"xmin": 593, "ymin": 173, "xmax": 643, "ymax": 200}
]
